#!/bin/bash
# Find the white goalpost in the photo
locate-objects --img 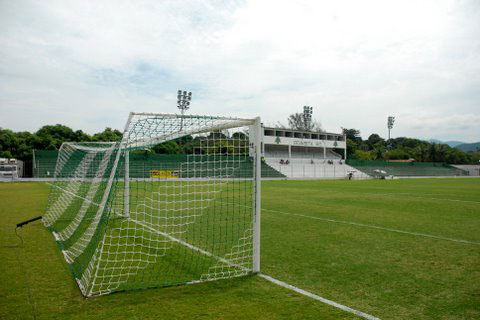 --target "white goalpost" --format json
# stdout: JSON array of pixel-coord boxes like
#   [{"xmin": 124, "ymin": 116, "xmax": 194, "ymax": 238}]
[{"xmin": 43, "ymin": 113, "xmax": 261, "ymax": 297}]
